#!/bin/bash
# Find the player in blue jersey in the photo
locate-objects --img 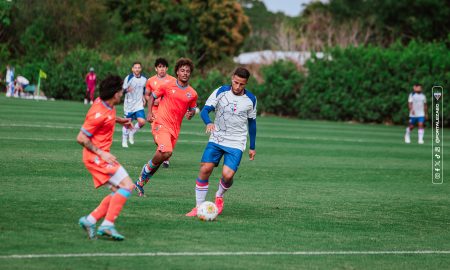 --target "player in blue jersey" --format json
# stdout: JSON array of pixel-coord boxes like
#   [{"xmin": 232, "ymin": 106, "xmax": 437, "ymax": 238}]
[
  {"xmin": 186, "ymin": 67, "xmax": 257, "ymax": 216},
  {"xmin": 122, "ymin": 62, "xmax": 147, "ymax": 148}
]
